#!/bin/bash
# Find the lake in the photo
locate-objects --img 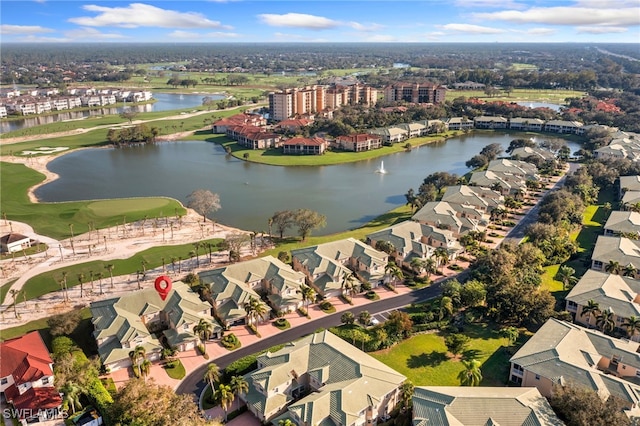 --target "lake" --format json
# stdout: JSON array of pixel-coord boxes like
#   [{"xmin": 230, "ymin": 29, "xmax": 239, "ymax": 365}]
[{"xmin": 35, "ymin": 133, "xmax": 580, "ymax": 235}]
